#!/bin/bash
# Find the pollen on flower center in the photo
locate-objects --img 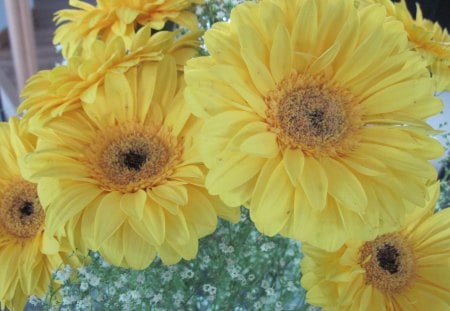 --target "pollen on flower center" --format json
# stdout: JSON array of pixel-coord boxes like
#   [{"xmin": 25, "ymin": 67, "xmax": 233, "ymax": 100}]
[
  {"xmin": 0, "ymin": 178, "xmax": 44, "ymax": 239},
  {"xmin": 265, "ymin": 73, "xmax": 362, "ymax": 156},
  {"xmin": 86, "ymin": 123, "xmax": 183, "ymax": 192},
  {"xmin": 278, "ymin": 85, "xmax": 348, "ymax": 144},
  {"xmin": 359, "ymin": 233, "xmax": 415, "ymax": 294}
]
